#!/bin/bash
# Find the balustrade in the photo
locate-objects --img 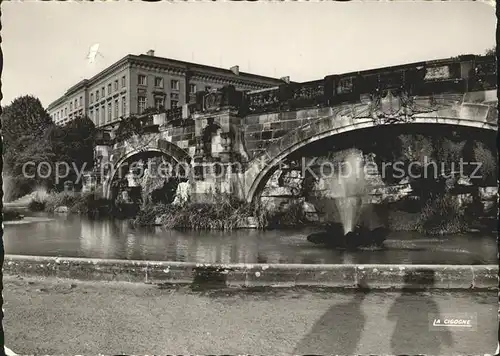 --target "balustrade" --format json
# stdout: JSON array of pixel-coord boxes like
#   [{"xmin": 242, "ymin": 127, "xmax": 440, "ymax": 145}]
[{"xmin": 246, "ymin": 88, "xmax": 281, "ymax": 114}]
